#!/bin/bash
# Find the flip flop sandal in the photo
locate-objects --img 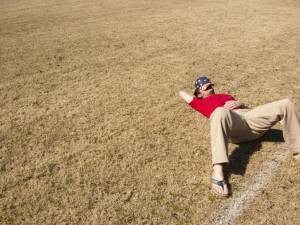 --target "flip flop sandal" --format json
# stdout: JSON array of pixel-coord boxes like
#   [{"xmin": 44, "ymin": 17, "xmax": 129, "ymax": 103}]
[
  {"xmin": 293, "ymin": 153, "xmax": 300, "ymax": 164},
  {"xmin": 212, "ymin": 179, "xmax": 228, "ymax": 197}
]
